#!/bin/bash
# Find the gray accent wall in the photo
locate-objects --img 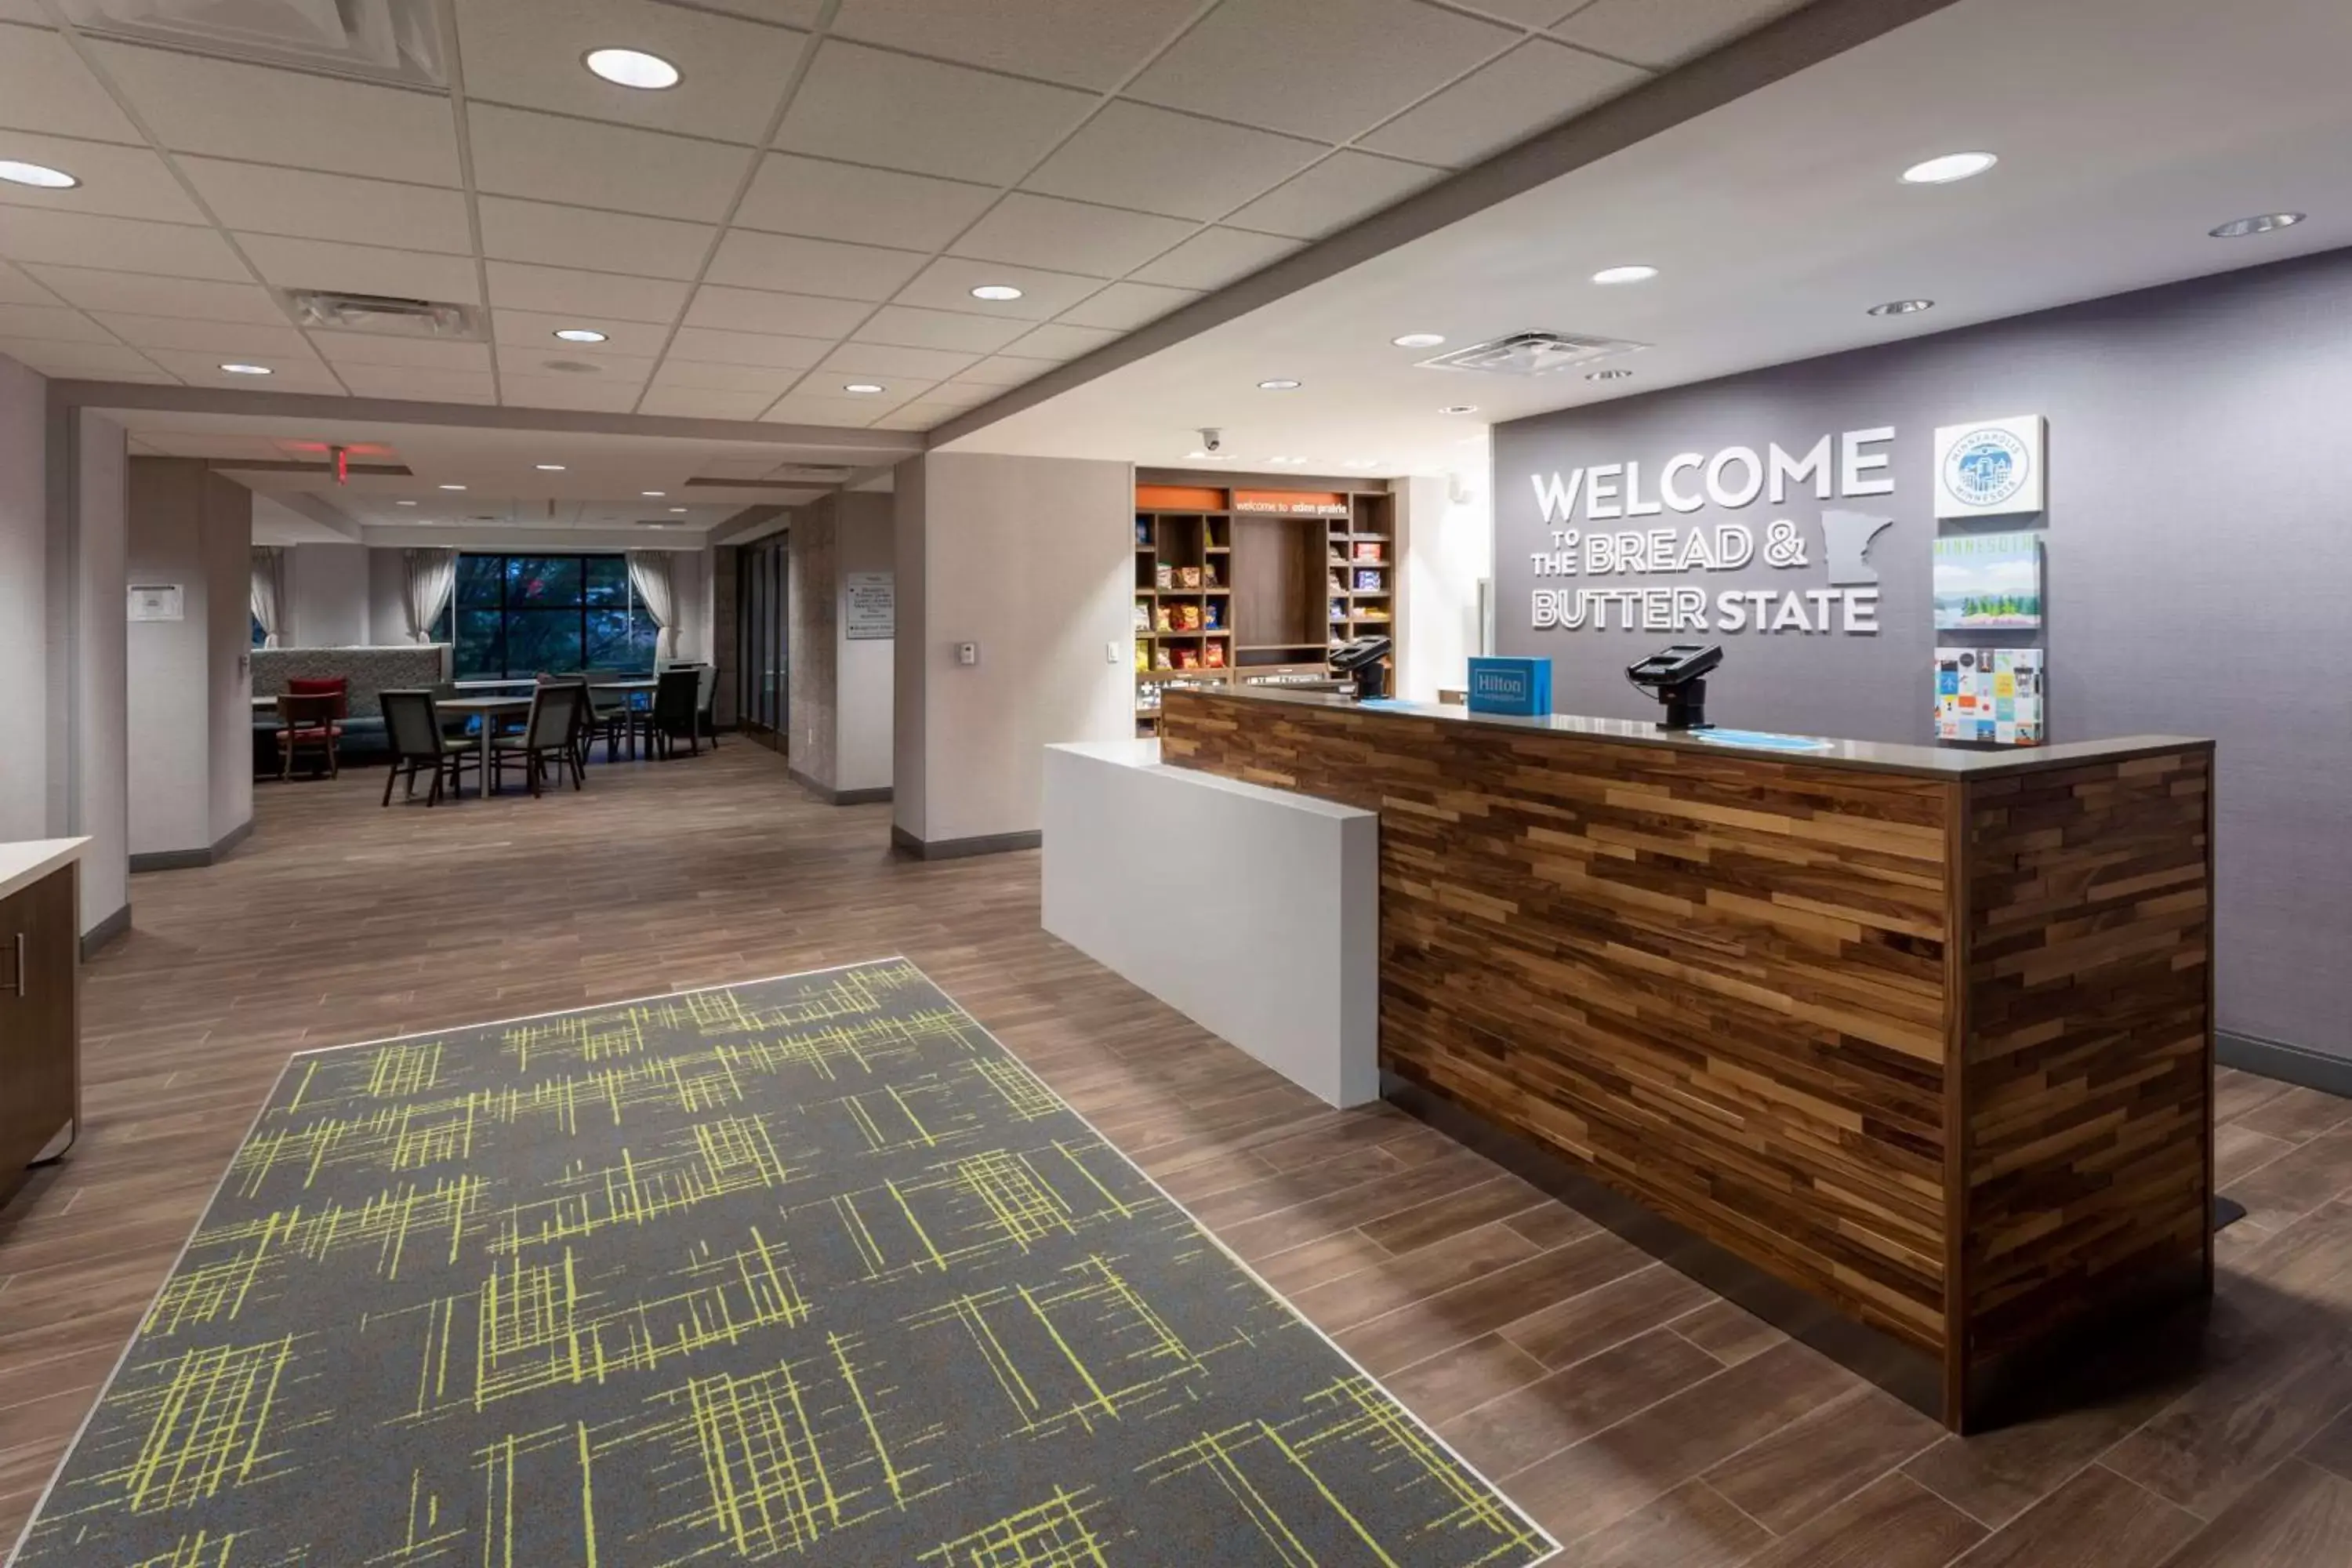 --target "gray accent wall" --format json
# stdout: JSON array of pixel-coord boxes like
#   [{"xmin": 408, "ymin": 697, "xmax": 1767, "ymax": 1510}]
[{"xmin": 1492, "ymin": 249, "xmax": 2352, "ymax": 1062}]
